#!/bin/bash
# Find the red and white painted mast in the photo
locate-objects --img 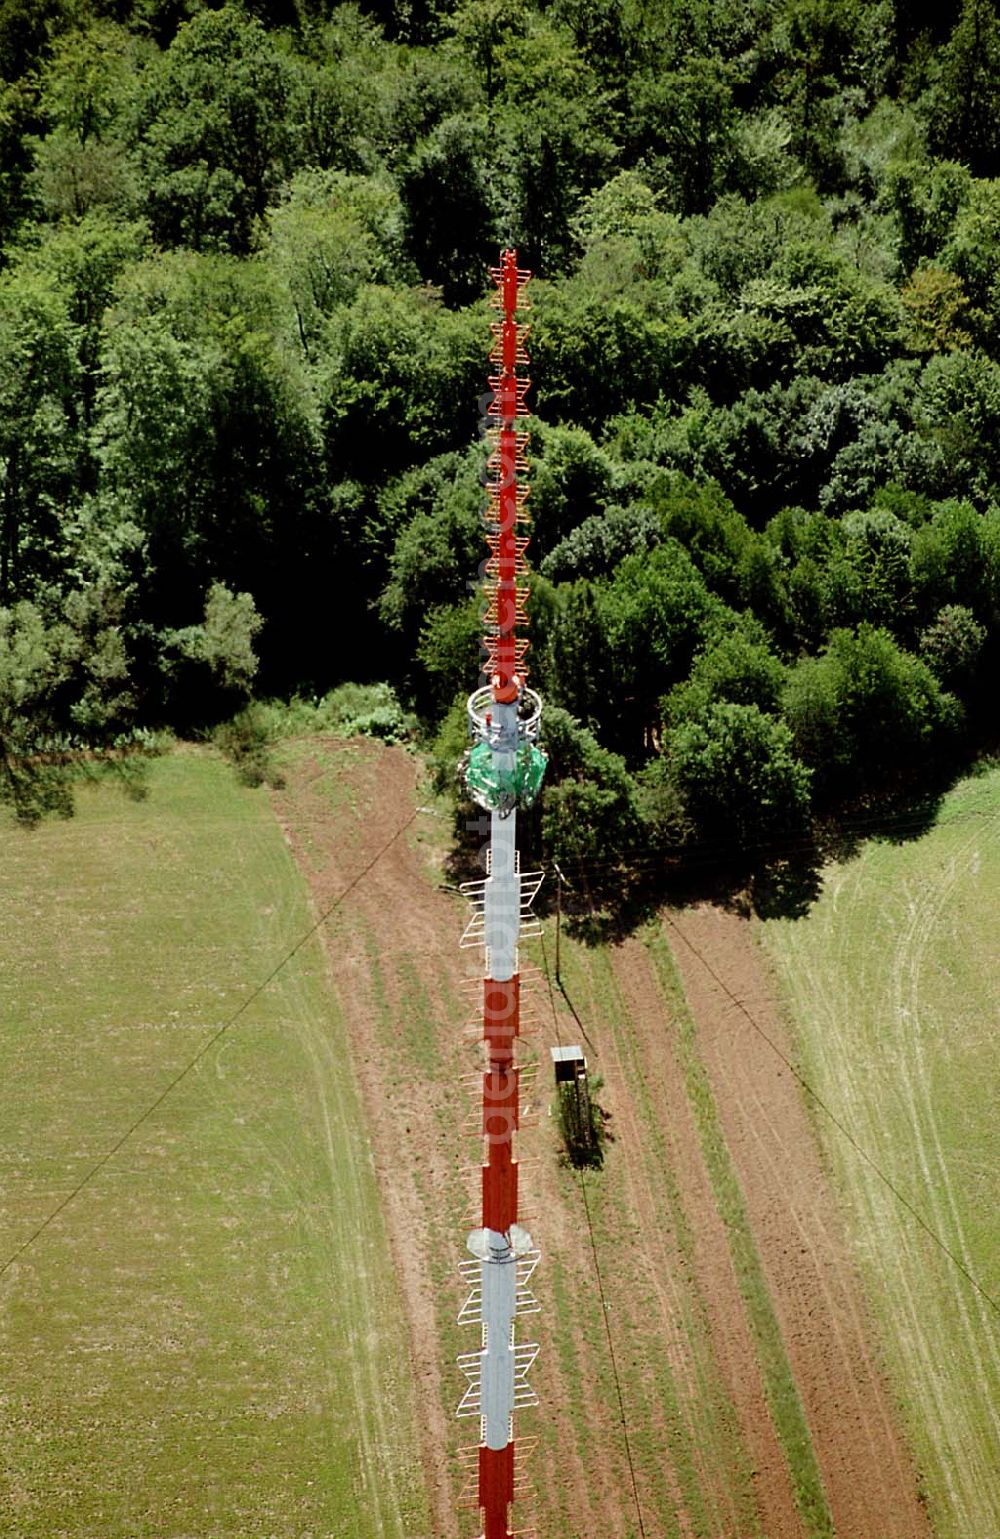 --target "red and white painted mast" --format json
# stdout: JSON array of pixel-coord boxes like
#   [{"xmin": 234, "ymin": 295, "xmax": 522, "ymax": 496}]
[{"xmin": 457, "ymin": 251, "xmax": 546, "ymax": 1539}]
